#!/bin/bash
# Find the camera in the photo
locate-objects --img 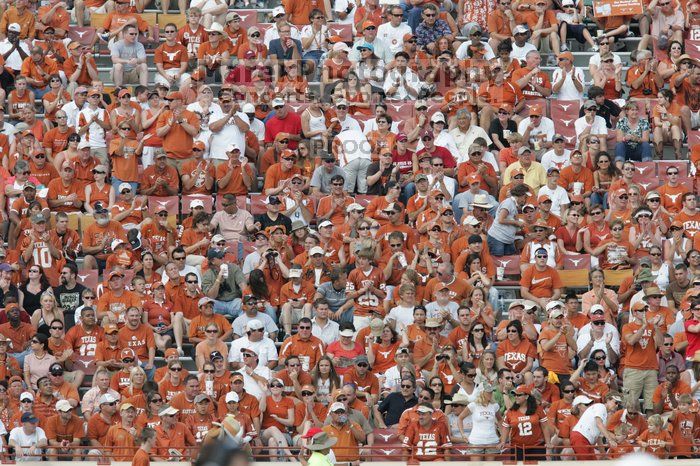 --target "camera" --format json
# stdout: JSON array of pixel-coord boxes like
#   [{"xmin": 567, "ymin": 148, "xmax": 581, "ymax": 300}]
[
  {"xmin": 265, "ymin": 250, "xmax": 279, "ymax": 260},
  {"xmin": 436, "ymin": 354, "xmax": 449, "ymax": 361}
]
